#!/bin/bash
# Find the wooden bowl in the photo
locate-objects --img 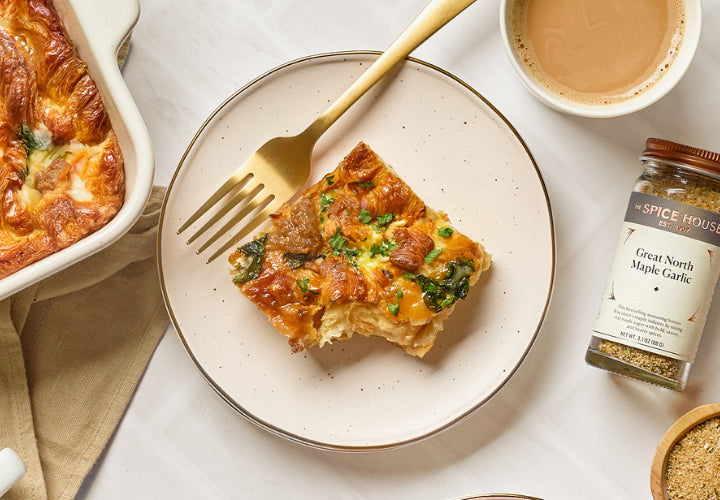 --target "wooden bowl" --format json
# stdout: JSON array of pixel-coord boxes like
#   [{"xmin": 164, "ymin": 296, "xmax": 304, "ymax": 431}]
[{"xmin": 650, "ymin": 403, "xmax": 720, "ymax": 499}]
